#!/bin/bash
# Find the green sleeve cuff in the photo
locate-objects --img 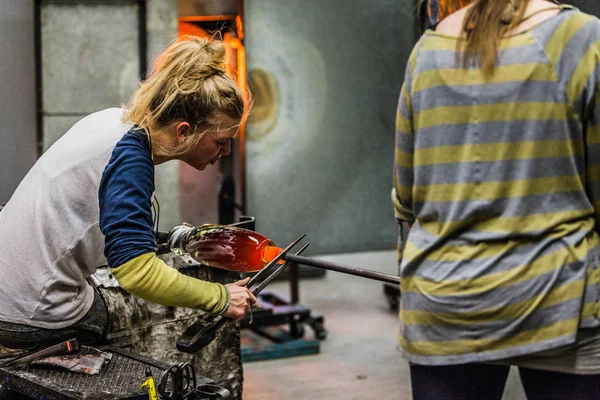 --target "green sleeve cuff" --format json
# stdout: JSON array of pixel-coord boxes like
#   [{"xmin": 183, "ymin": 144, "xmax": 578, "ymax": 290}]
[{"xmin": 111, "ymin": 252, "xmax": 228, "ymax": 314}]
